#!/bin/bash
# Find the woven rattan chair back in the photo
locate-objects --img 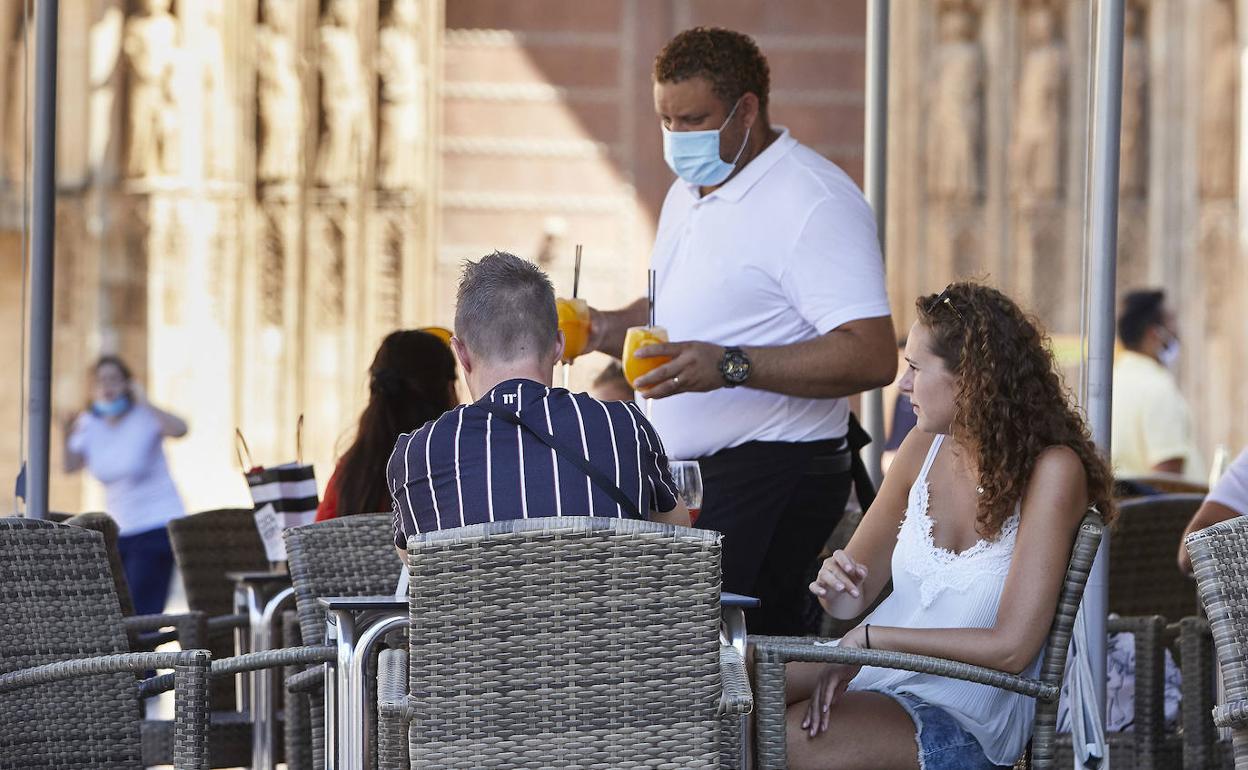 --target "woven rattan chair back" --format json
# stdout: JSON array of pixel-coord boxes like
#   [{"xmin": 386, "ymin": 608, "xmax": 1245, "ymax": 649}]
[
  {"xmin": 1029, "ymin": 510, "xmax": 1105, "ymax": 767},
  {"xmin": 0, "ymin": 517, "xmax": 144, "ymax": 769},
  {"xmin": 168, "ymin": 507, "xmax": 267, "ymax": 710},
  {"xmin": 284, "ymin": 513, "xmax": 399, "ymax": 645},
  {"xmin": 1109, "ymin": 494, "xmax": 1203, "ymax": 620},
  {"xmin": 405, "ymin": 517, "xmax": 724, "ymax": 769},
  {"xmin": 284, "ymin": 512, "xmax": 399, "ymax": 767},
  {"xmin": 168, "ymin": 508, "xmax": 269, "ymax": 617},
  {"xmin": 64, "ymin": 511, "xmax": 137, "ymax": 617},
  {"xmin": 1186, "ymin": 515, "xmax": 1248, "ymax": 769}
]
